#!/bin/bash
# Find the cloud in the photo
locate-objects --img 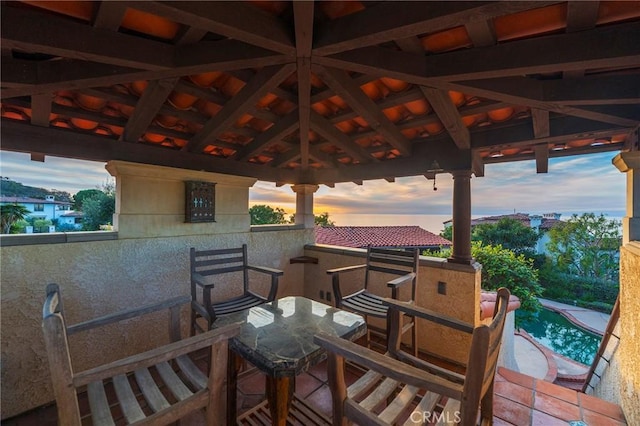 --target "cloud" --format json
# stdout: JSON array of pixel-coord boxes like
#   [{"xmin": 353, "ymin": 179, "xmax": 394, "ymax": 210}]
[
  {"xmin": 2, "ymin": 149, "xmax": 625, "ymax": 217},
  {"xmin": 1, "ymin": 152, "xmax": 112, "ymax": 194}
]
